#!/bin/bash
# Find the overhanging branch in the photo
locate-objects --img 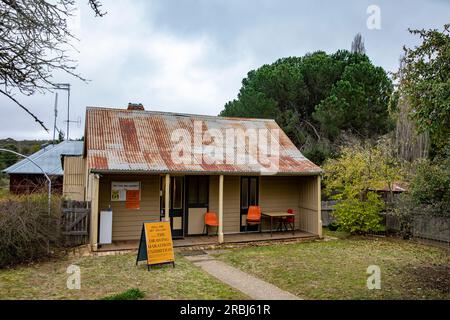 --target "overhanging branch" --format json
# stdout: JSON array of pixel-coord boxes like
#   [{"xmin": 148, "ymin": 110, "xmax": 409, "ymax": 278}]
[{"xmin": 0, "ymin": 88, "xmax": 49, "ymax": 132}]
